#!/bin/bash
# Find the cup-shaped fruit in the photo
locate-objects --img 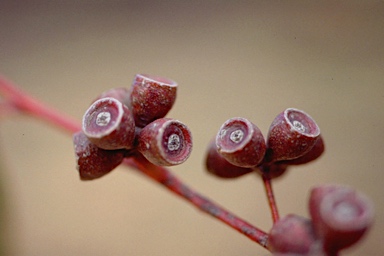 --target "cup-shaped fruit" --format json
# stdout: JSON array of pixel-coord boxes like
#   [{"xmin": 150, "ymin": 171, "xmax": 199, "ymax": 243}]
[
  {"xmin": 266, "ymin": 108, "xmax": 320, "ymax": 162},
  {"xmin": 279, "ymin": 135, "xmax": 325, "ymax": 166},
  {"xmin": 138, "ymin": 118, "xmax": 192, "ymax": 166},
  {"xmin": 268, "ymin": 214, "xmax": 317, "ymax": 254},
  {"xmin": 73, "ymin": 131, "xmax": 125, "ymax": 180},
  {"xmin": 82, "ymin": 97, "xmax": 135, "ymax": 150},
  {"xmin": 309, "ymin": 184, "xmax": 374, "ymax": 253},
  {"xmin": 93, "ymin": 87, "xmax": 131, "ymax": 107},
  {"xmin": 216, "ymin": 117, "xmax": 266, "ymax": 168},
  {"xmin": 130, "ymin": 74, "xmax": 177, "ymax": 128},
  {"xmin": 205, "ymin": 139, "xmax": 253, "ymax": 178}
]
